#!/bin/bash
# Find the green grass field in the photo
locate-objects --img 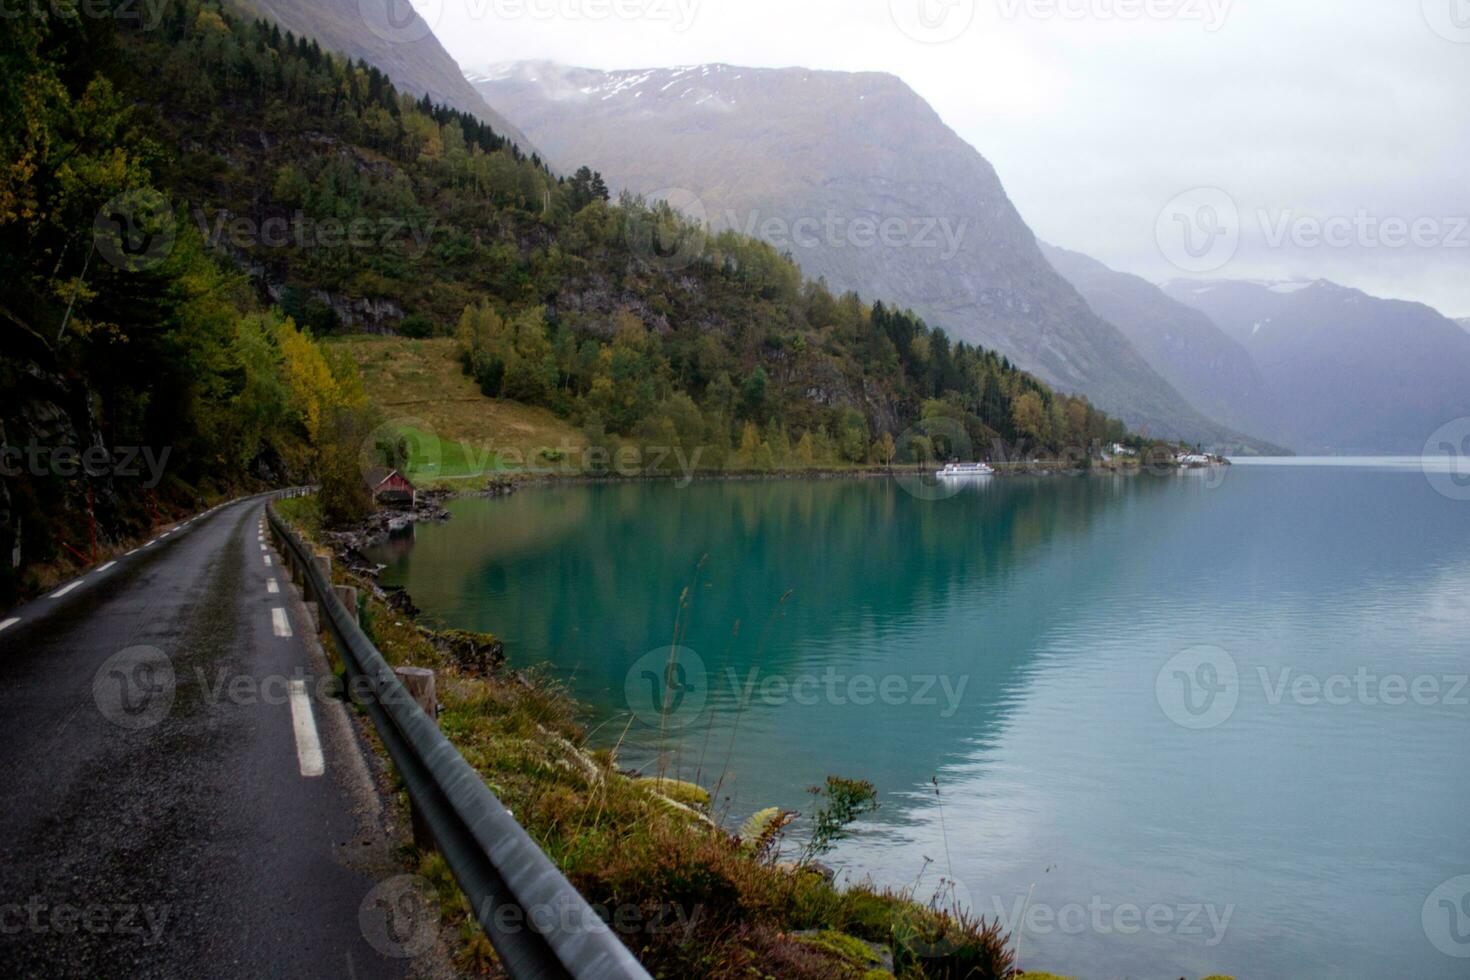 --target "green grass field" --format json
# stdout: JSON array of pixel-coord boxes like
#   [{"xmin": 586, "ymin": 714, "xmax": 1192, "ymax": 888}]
[{"xmin": 330, "ymin": 336, "xmax": 586, "ymax": 486}]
